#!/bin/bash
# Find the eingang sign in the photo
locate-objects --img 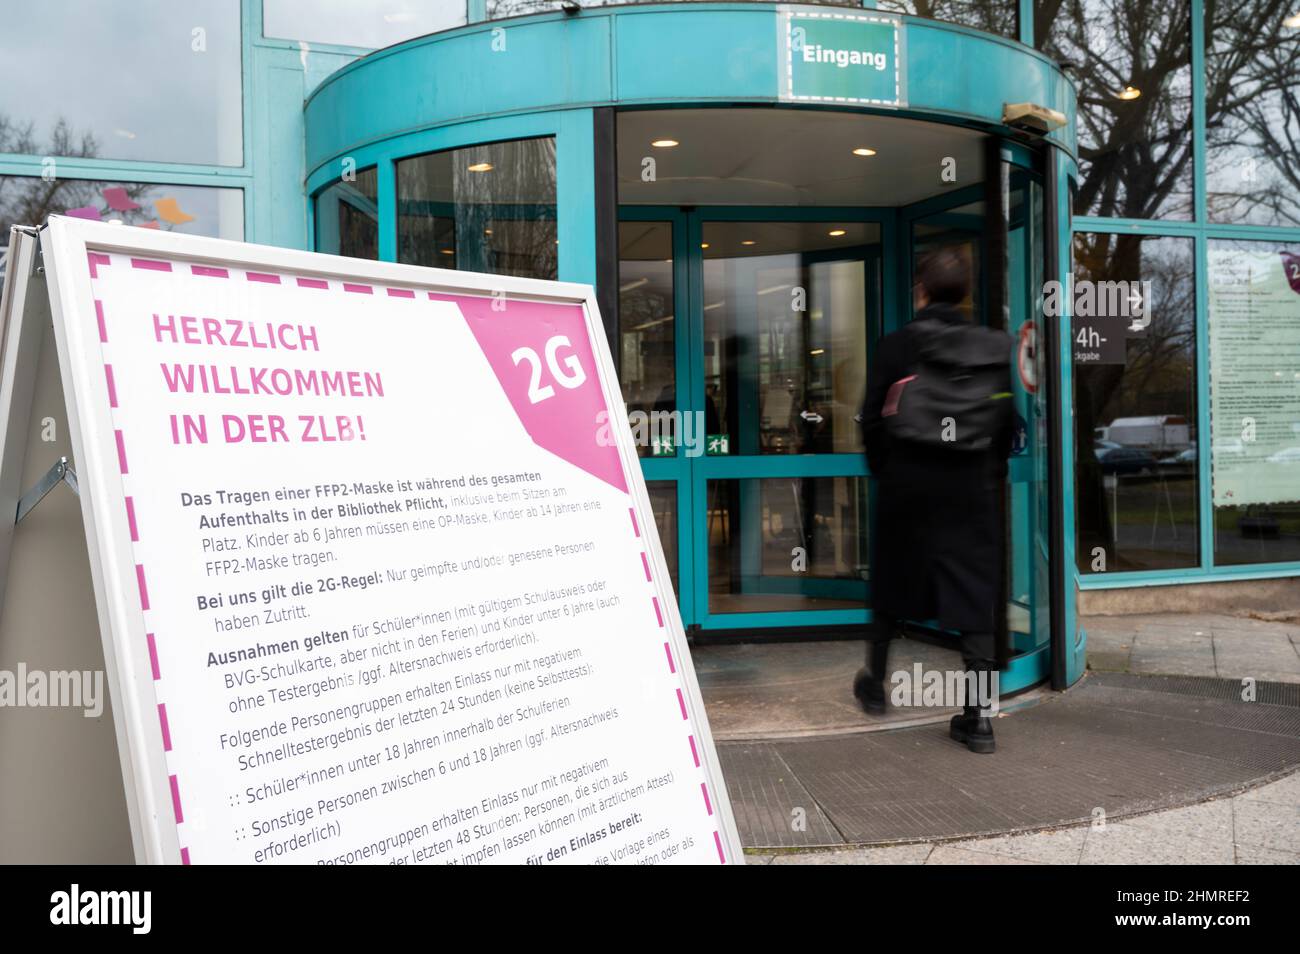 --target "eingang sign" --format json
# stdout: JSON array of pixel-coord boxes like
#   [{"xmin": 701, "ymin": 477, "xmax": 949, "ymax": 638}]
[{"xmin": 780, "ymin": 8, "xmax": 905, "ymax": 106}]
